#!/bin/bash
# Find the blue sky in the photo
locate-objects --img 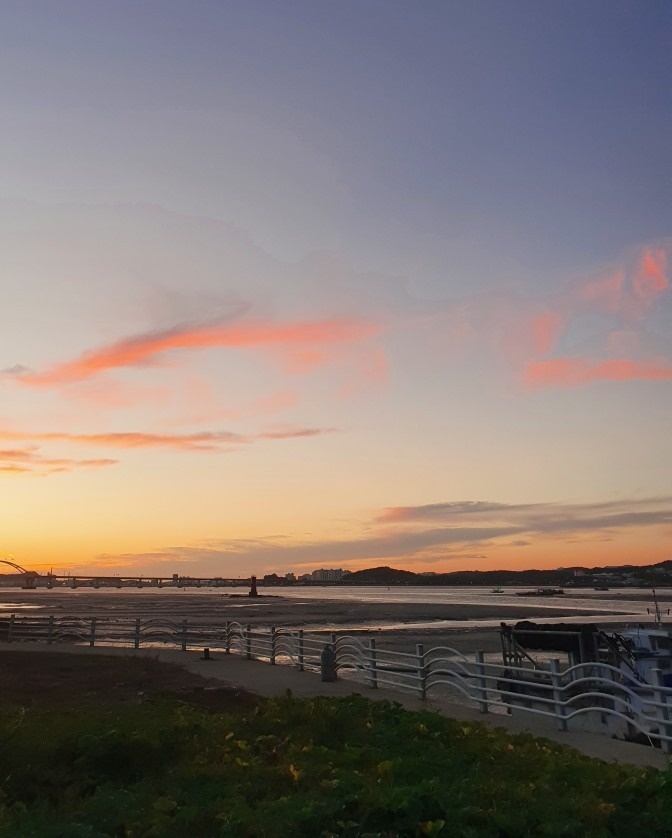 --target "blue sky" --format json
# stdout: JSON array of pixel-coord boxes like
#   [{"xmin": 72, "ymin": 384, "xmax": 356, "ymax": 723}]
[{"xmin": 1, "ymin": 1, "xmax": 670, "ymax": 575}]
